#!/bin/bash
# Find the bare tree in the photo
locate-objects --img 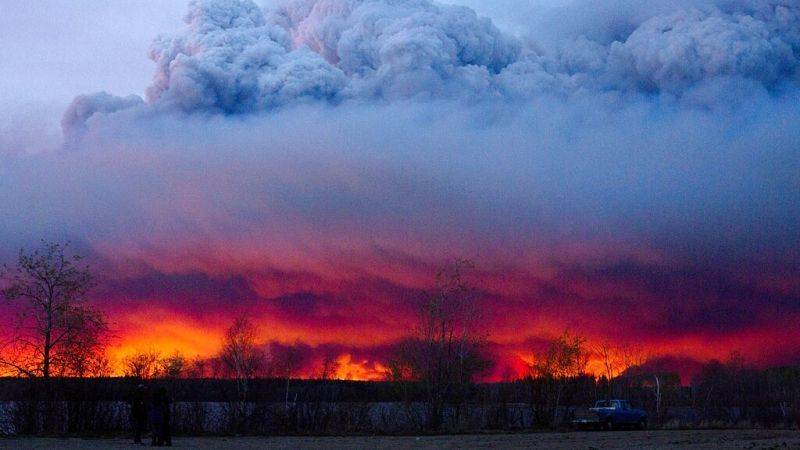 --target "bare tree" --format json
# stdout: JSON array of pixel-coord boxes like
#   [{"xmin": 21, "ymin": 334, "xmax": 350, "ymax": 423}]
[
  {"xmin": 390, "ymin": 259, "xmax": 491, "ymax": 430},
  {"xmin": 214, "ymin": 317, "xmax": 267, "ymax": 431},
  {"xmin": 123, "ymin": 350, "xmax": 162, "ymax": 379},
  {"xmin": 615, "ymin": 343, "xmax": 650, "ymax": 400},
  {"xmin": 216, "ymin": 317, "xmax": 266, "ymax": 381},
  {"xmin": 0, "ymin": 241, "xmax": 107, "ymax": 379},
  {"xmin": 71, "ymin": 348, "xmax": 113, "ymax": 378},
  {"xmin": 271, "ymin": 341, "xmax": 302, "ymax": 411},
  {"xmin": 619, "ymin": 344, "xmax": 649, "ymax": 374},
  {"xmin": 596, "ymin": 341, "xmax": 617, "ymax": 399},
  {"xmin": 531, "ymin": 330, "xmax": 588, "ymax": 425},
  {"xmin": 160, "ymin": 351, "xmax": 188, "ymax": 378},
  {"xmin": 597, "ymin": 341, "xmax": 617, "ymax": 383},
  {"xmin": 319, "ymin": 349, "xmax": 339, "ymax": 381},
  {"xmin": 184, "ymin": 357, "xmax": 208, "ymax": 378},
  {"xmin": 596, "ymin": 341, "xmax": 647, "ymax": 399}
]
